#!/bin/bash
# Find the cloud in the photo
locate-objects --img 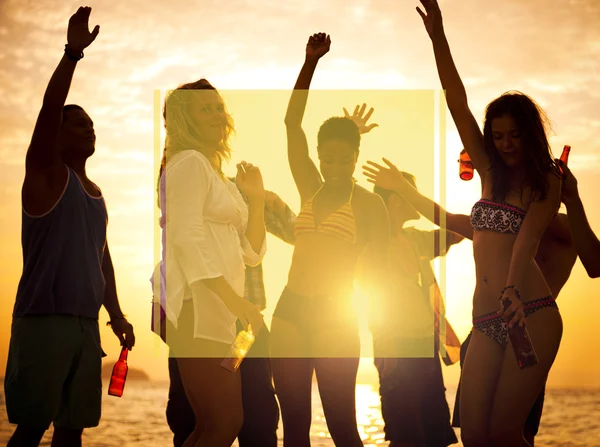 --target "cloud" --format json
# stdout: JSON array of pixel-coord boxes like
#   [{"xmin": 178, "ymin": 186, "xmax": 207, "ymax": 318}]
[
  {"xmin": 1, "ymin": 0, "xmax": 599, "ymax": 201},
  {"xmin": 568, "ymin": 153, "xmax": 600, "ymax": 170},
  {"xmin": 0, "ymin": 0, "xmax": 599, "ymax": 388}
]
